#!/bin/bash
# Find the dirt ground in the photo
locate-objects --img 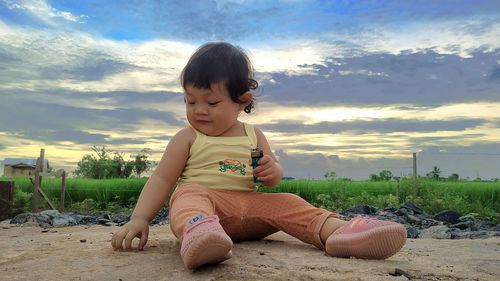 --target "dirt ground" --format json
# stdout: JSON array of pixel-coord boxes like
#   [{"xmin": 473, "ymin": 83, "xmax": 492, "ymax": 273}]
[{"xmin": 1, "ymin": 224, "xmax": 499, "ymax": 281}]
